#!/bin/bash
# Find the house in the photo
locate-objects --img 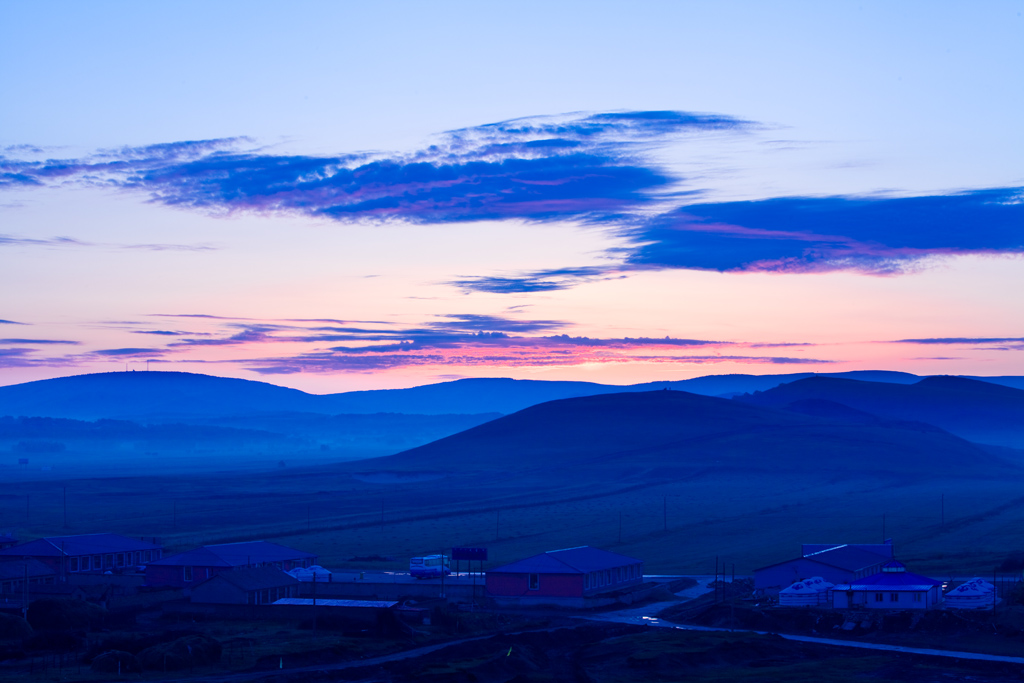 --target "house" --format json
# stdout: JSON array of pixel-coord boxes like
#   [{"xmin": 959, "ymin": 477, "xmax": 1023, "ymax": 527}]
[
  {"xmin": 754, "ymin": 542, "xmax": 894, "ymax": 595},
  {"xmin": 831, "ymin": 561, "xmax": 943, "ymax": 610},
  {"xmin": 146, "ymin": 541, "xmax": 317, "ymax": 588},
  {"xmin": 0, "ymin": 533, "xmax": 163, "ymax": 575},
  {"xmin": 0, "ymin": 558, "xmax": 57, "ymax": 598},
  {"xmin": 190, "ymin": 566, "xmax": 300, "ymax": 605},
  {"xmin": 0, "ymin": 533, "xmax": 17, "ymax": 550},
  {"xmin": 486, "ymin": 546, "xmax": 643, "ymax": 607}
]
